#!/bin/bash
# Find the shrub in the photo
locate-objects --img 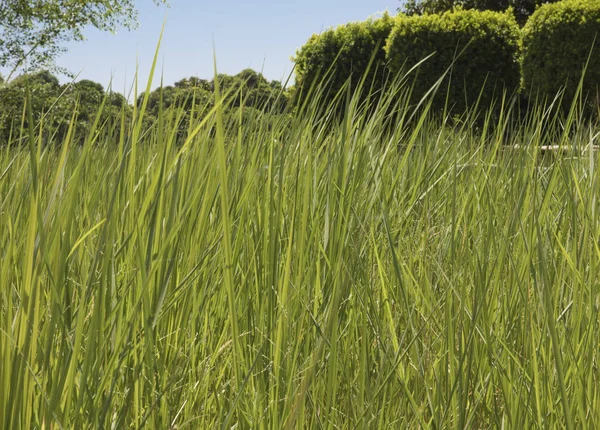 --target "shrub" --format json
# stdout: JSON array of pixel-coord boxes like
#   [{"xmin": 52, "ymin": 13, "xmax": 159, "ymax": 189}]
[
  {"xmin": 522, "ymin": 0, "xmax": 600, "ymax": 110},
  {"xmin": 292, "ymin": 13, "xmax": 394, "ymax": 109},
  {"xmin": 385, "ymin": 9, "xmax": 521, "ymax": 114}
]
